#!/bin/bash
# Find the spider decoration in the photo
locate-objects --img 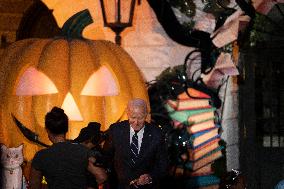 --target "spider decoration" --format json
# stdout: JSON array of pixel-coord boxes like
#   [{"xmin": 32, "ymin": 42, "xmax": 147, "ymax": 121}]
[
  {"xmin": 147, "ymin": 0, "xmax": 248, "ymax": 73},
  {"xmin": 146, "ymin": 0, "xmax": 281, "ymax": 83},
  {"xmin": 147, "ymin": 0, "xmax": 278, "ymax": 131}
]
